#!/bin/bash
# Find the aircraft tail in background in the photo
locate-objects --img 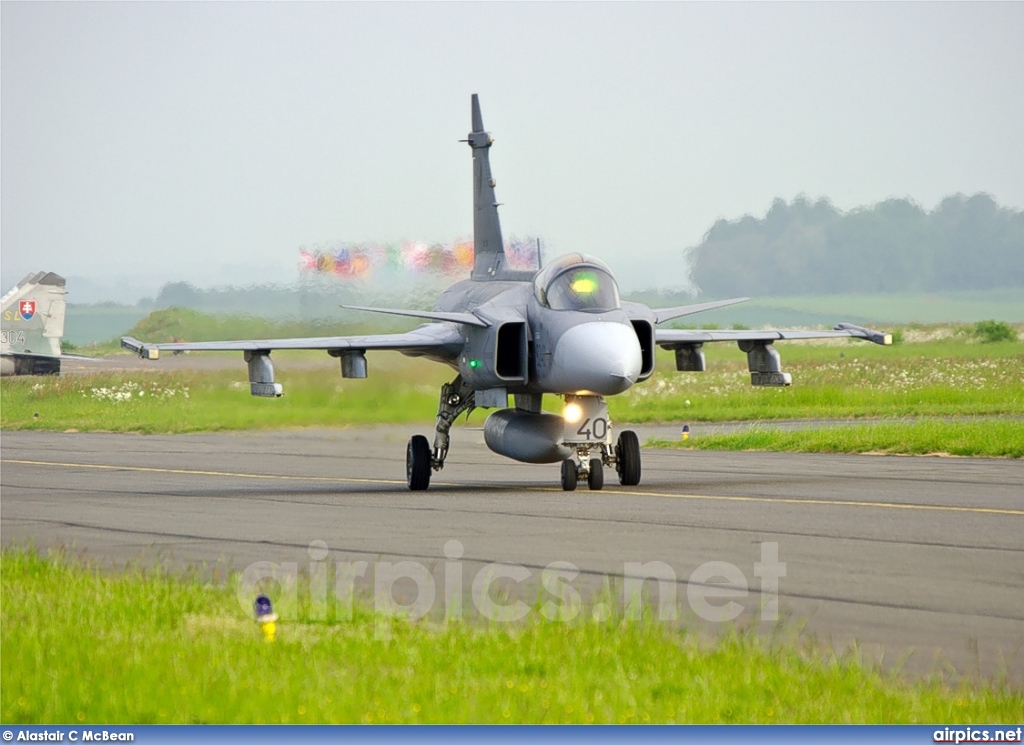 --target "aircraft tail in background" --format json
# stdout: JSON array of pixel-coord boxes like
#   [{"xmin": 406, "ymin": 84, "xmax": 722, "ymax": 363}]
[{"xmin": 1, "ymin": 271, "xmax": 70, "ymax": 375}]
